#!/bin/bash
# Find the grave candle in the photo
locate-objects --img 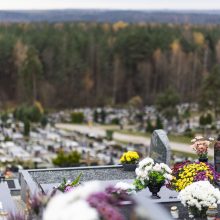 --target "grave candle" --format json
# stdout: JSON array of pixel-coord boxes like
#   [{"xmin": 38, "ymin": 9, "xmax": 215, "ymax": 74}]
[
  {"xmin": 206, "ymin": 206, "xmax": 218, "ymax": 220},
  {"xmin": 0, "ymin": 202, "xmax": 7, "ymax": 220},
  {"xmin": 170, "ymin": 206, "xmax": 179, "ymax": 219}
]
